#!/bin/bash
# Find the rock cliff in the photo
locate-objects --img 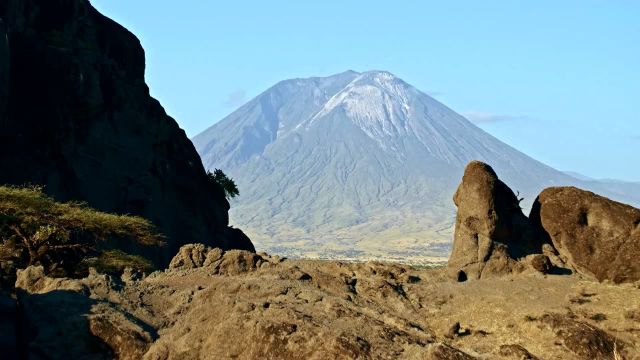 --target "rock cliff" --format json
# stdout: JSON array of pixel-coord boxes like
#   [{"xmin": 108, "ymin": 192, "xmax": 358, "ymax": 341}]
[{"xmin": 0, "ymin": 0, "xmax": 254, "ymax": 265}]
